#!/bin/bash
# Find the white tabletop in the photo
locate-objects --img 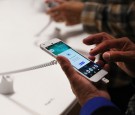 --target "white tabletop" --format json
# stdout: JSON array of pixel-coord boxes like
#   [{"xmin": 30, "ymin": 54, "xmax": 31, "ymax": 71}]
[{"xmin": 0, "ymin": 0, "xmax": 92, "ymax": 115}]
